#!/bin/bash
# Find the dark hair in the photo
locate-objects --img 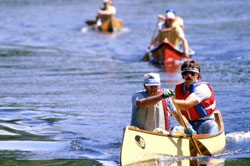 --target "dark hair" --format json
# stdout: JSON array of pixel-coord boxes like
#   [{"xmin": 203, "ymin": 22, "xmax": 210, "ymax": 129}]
[{"xmin": 181, "ymin": 60, "xmax": 202, "ymax": 79}]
